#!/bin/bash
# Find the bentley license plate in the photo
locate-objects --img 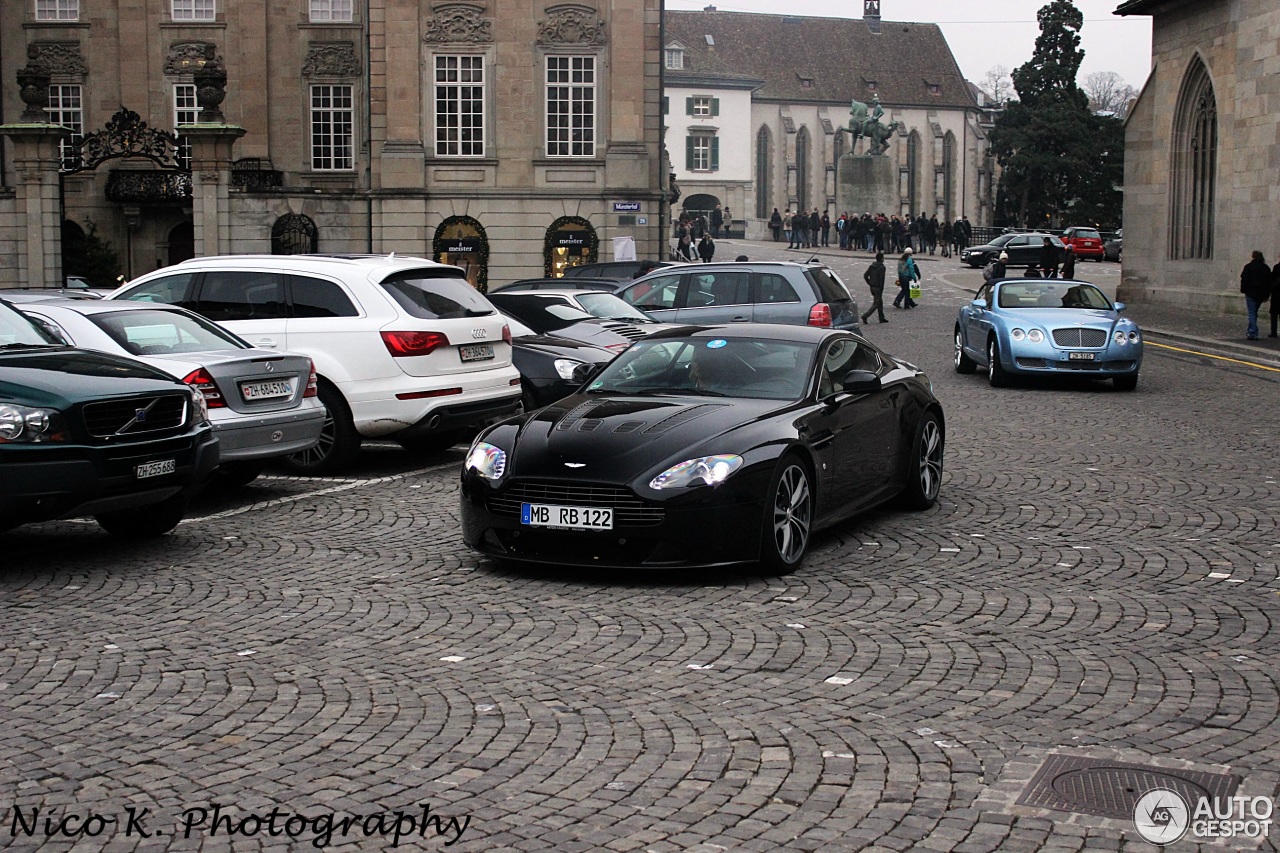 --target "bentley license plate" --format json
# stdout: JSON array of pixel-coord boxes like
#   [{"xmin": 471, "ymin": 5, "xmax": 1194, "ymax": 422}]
[
  {"xmin": 1068, "ymin": 352, "xmax": 1096, "ymax": 361},
  {"xmin": 521, "ymin": 503, "xmax": 613, "ymax": 531},
  {"xmin": 459, "ymin": 344, "xmax": 494, "ymax": 363},
  {"xmin": 136, "ymin": 459, "xmax": 176, "ymax": 479},
  {"xmin": 241, "ymin": 378, "xmax": 296, "ymax": 401}
]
